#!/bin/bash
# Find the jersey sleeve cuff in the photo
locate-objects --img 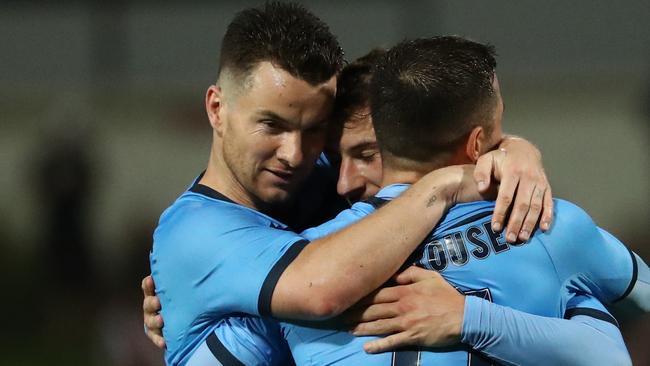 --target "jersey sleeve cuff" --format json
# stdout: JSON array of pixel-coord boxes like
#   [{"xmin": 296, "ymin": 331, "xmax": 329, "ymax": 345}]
[
  {"xmin": 460, "ymin": 295, "xmax": 486, "ymax": 346},
  {"xmin": 614, "ymin": 247, "xmax": 639, "ymax": 303},
  {"xmin": 564, "ymin": 307, "xmax": 620, "ymax": 328},
  {"xmin": 257, "ymin": 239, "xmax": 309, "ymax": 316}
]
